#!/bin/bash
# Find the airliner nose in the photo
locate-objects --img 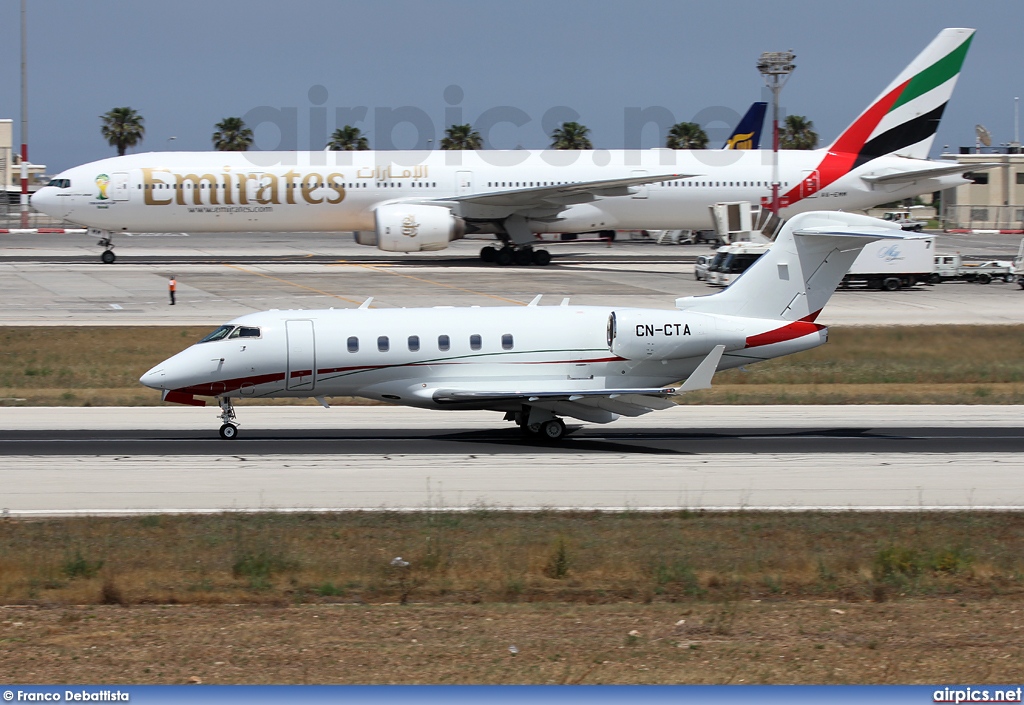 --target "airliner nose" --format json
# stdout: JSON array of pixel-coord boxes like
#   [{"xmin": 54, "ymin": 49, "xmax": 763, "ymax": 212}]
[{"xmin": 29, "ymin": 187, "xmax": 54, "ymax": 216}]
